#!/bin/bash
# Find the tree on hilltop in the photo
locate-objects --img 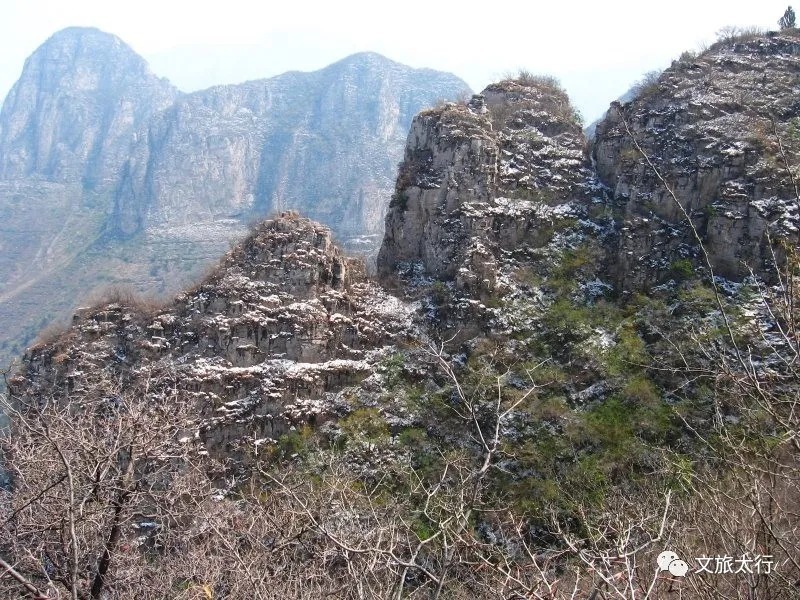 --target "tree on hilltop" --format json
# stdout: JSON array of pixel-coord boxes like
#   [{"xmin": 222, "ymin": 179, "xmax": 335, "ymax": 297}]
[{"xmin": 779, "ymin": 6, "xmax": 796, "ymax": 29}]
